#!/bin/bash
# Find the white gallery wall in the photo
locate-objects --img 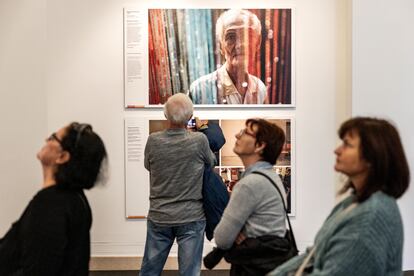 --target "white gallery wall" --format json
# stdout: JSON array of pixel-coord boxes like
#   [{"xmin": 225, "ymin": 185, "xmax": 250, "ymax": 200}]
[
  {"xmin": 0, "ymin": 0, "xmax": 47, "ymax": 234},
  {"xmin": 1, "ymin": 0, "xmax": 352, "ymax": 266},
  {"xmin": 352, "ymin": 0, "xmax": 414, "ymax": 270}
]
